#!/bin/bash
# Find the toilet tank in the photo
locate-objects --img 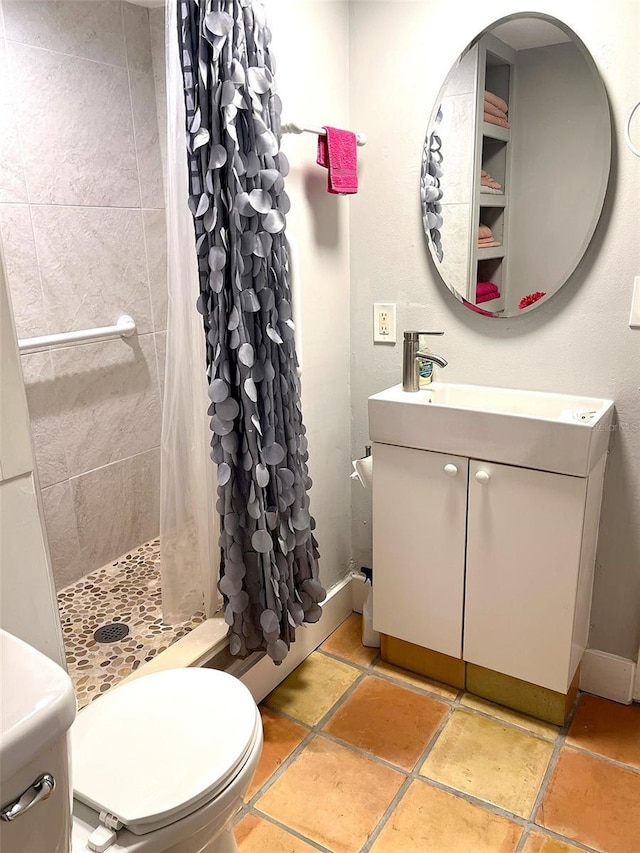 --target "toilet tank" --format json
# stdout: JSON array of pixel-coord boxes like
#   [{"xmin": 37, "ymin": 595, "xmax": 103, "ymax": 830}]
[{"xmin": 0, "ymin": 629, "xmax": 76, "ymax": 853}]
